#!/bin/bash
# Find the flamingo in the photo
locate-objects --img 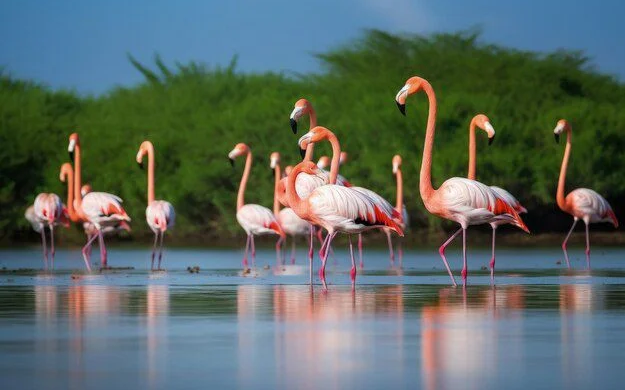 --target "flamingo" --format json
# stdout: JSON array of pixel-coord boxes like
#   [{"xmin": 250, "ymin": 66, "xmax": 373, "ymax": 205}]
[
  {"xmin": 68, "ymin": 133, "xmax": 131, "ymax": 271},
  {"xmin": 286, "ymin": 159, "xmax": 403, "ymax": 290},
  {"xmin": 293, "ymin": 126, "xmax": 404, "ymax": 289},
  {"xmin": 384, "ymin": 155, "xmax": 409, "ymax": 267},
  {"xmin": 395, "ymin": 76, "xmax": 529, "ymax": 286},
  {"xmin": 270, "ymin": 152, "xmax": 311, "ymax": 264},
  {"xmin": 553, "ymin": 119, "xmax": 618, "ymax": 268},
  {"xmin": 228, "ymin": 143, "xmax": 284, "ymax": 268},
  {"xmin": 26, "ymin": 193, "xmax": 68, "ymax": 269},
  {"xmin": 467, "ymin": 114, "xmax": 527, "ymax": 283},
  {"xmin": 137, "ymin": 141, "xmax": 176, "ymax": 270}
]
